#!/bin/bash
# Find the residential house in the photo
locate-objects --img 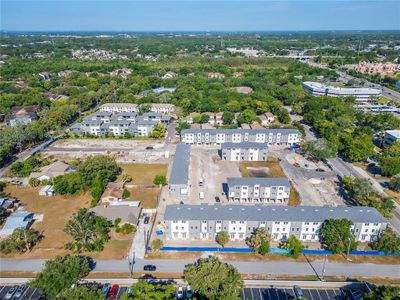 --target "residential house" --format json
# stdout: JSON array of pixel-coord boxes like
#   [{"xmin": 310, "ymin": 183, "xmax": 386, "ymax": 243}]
[
  {"xmin": 57, "ymin": 70, "xmax": 73, "ymax": 77},
  {"xmin": 227, "ymin": 177, "xmax": 290, "ymax": 204},
  {"xmin": 164, "ymin": 204, "xmax": 388, "ymax": 242},
  {"xmin": 162, "ymin": 71, "xmax": 177, "ymax": 79},
  {"xmin": 109, "ymin": 68, "xmax": 132, "ymax": 79},
  {"xmin": 30, "ymin": 161, "xmax": 74, "ymax": 181},
  {"xmin": 99, "ymin": 103, "xmax": 139, "ymax": 113},
  {"xmin": 38, "ymin": 72, "xmax": 51, "ymax": 81},
  {"xmin": 259, "ymin": 112, "xmax": 275, "ymax": 126},
  {"xmin": 101, "ymin": 182, "xmax": 125, "ymax": 203},
  {"xmin": 233, "ymin": 72, "xmax": 243, "ymax": 78},
  {"xmin": 89, "ymin": 205, "xmax": 142, "ymax": 226},
  {"xmin": 383, "ymin": 130, "xmax": 400, "ymax": 148},
  {"xmin": 39, "ymin": 185, "xmax": 55, "ymax": 196},
  {"xmin": 0, "ymin": 210, "xmax": 34, "ymax": 237},
  {"xmin": 5, "ymin": 105, "xmax": 38, "ymax": 127}
]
